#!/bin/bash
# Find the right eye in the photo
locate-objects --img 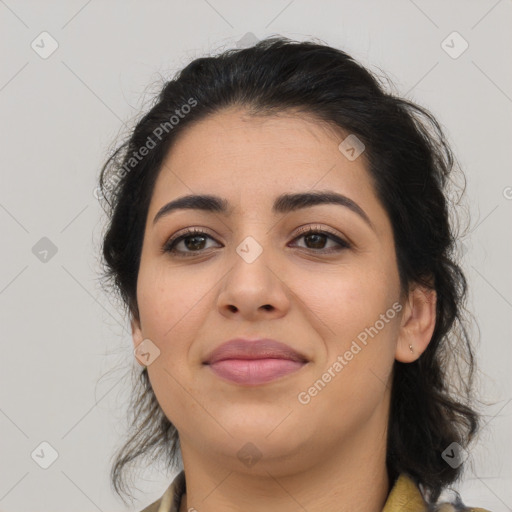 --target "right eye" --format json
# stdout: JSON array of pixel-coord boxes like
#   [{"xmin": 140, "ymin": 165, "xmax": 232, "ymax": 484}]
[{"xmin": 162, "ymin": 228, "xmax": 222, "ymax": 257}]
